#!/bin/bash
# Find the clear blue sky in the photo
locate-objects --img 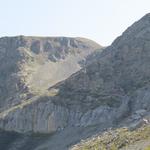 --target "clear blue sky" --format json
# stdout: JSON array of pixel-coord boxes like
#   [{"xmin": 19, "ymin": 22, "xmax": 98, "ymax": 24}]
[{"xmin": 0, "ymin": 0, "xmax": 150, "ymax": 46}]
